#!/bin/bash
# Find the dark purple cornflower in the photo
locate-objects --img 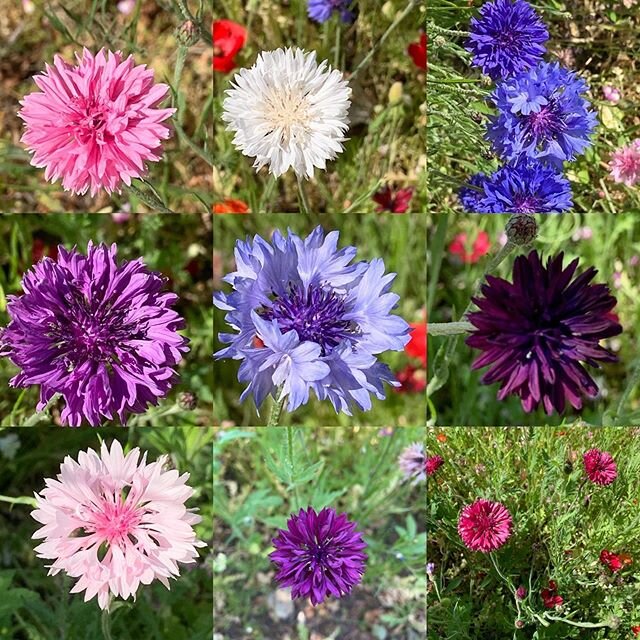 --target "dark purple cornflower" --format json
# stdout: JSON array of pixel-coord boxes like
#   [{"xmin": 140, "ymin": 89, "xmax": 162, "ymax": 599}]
[
  {"xmin": 308, "ymin": 0, "xmax": 354, "ymax": 24},
  {"xmin": 214, "ymin": 226, "xmax": 410, "ymax": 415},
  {"xmin": 466, "ymin": 0, "xmax": 548, "ymax": 80},
  {"xmin": 466, "ymin": 250, "xmax": 622, "ymax": 415},
  {"xmin": 487, "ymin": 62, "xmax": 597, "ymax": 168},
  {"xmin": 372, "ymin": 185, "xmax": 414, "ymax": 213},
  {"xmin": 462, "ymin": 160, "xmax": 573, "ymax": 213},
  {"xmin": 0, "ymin": 242, "xmax": 189, "ymax": 426},
  {"xmin": 270, "ymin": 506, "xmax": 367, "ymax": 605}
]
